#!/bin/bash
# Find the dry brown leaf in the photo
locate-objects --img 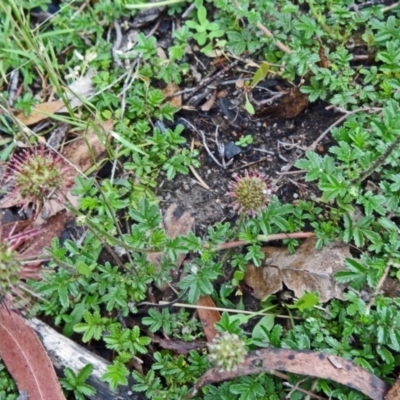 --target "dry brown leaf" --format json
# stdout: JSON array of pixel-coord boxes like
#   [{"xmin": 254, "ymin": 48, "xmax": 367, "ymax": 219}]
[
  {"xmin": 245, "ymin": 238, "xmax": 350, "ymax": 302},
  {"xmin": 15, "ymin": 70, "xmax": 96, "ymax": 126},
  {"xmin": 0, "ymin": 308, "xmax": 66, "ymax": 400},
  {"xmin": 26, "ymin": 210, "xmax": 76, "ymax": 253},
  {"xmin": 157, "ymin": 47, "xmax": 167, "ymax": 60},
  {"xmin": 132, "ymin": 4, "xmax": 164, "ymax": 27},
  {"xmin": 163, "ymin": 83, "xmax": 182, "ymax": 109},
  {"xmin": 0, "ymin": 170, "xmax": 79, "ymax": 222},
  {"xmin": 0, "ymin": 214, "xmax": 33, "ymax": 233},
  {"xmin": 189, "ymin": 348, "xmax": 390, "ymax": 400},
  {"xmin": 385, "ymin": 373, "xmax": 400, "ymax": 400},
  {"xmin": 15, "ymin": 100, "xmax": 65, "ymax": 126},
  {"xmin": 255, "ymin": 87, "xmax": 308, "ymax": 119},
  {"xmin": 34, "ymin": 191, "xmax": 79, "ymax": 226},
  {"xmin": 196, "ymin": 296, "xmax": 220, "ymax": 342},
  {"xmin": 62, "ymin": 119, "xmax": 112, "ymax": 172},
  {"xmin": 149, "ymin": 333, "xmax": 206, "ymax": 354},
  {"xmin": 201, "ymin": 90, "xmax": 217, "ymax": 112},
  {"xmin": 317, "ymin": 37, "xmax": 332, "ymax": 68},
  {"xmin": 0, "ymin": 190, "xmax": 25, "ymax": 211}
]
